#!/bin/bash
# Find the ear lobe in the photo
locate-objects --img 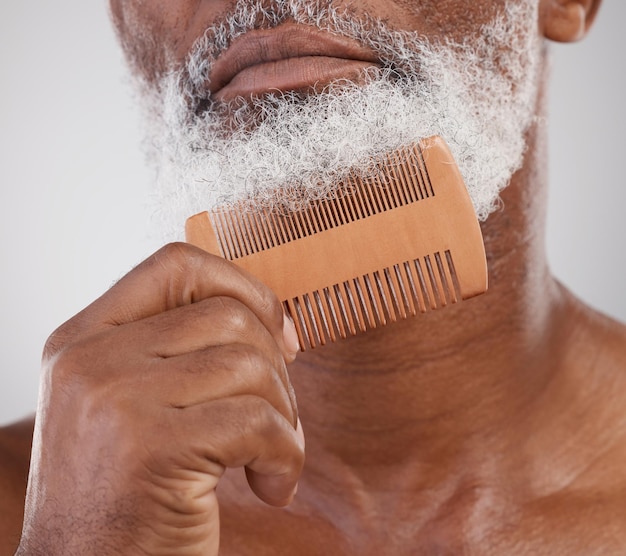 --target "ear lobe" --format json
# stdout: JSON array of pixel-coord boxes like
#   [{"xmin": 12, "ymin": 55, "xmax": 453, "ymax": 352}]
[{"xmin": 542, "ymin": 0, "xmax": 602, "ymax": 43}]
